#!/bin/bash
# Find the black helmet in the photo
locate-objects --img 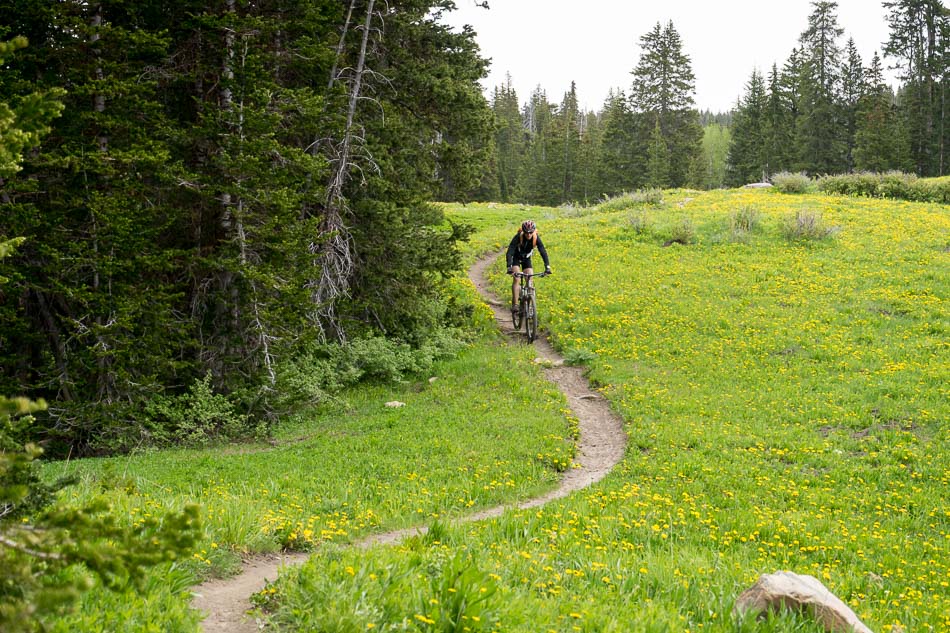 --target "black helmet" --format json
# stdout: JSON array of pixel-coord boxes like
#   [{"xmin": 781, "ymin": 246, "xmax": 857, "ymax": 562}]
[{"xmin": 521, "ymin": 220, "xmax": 536, "ymax": 234}]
